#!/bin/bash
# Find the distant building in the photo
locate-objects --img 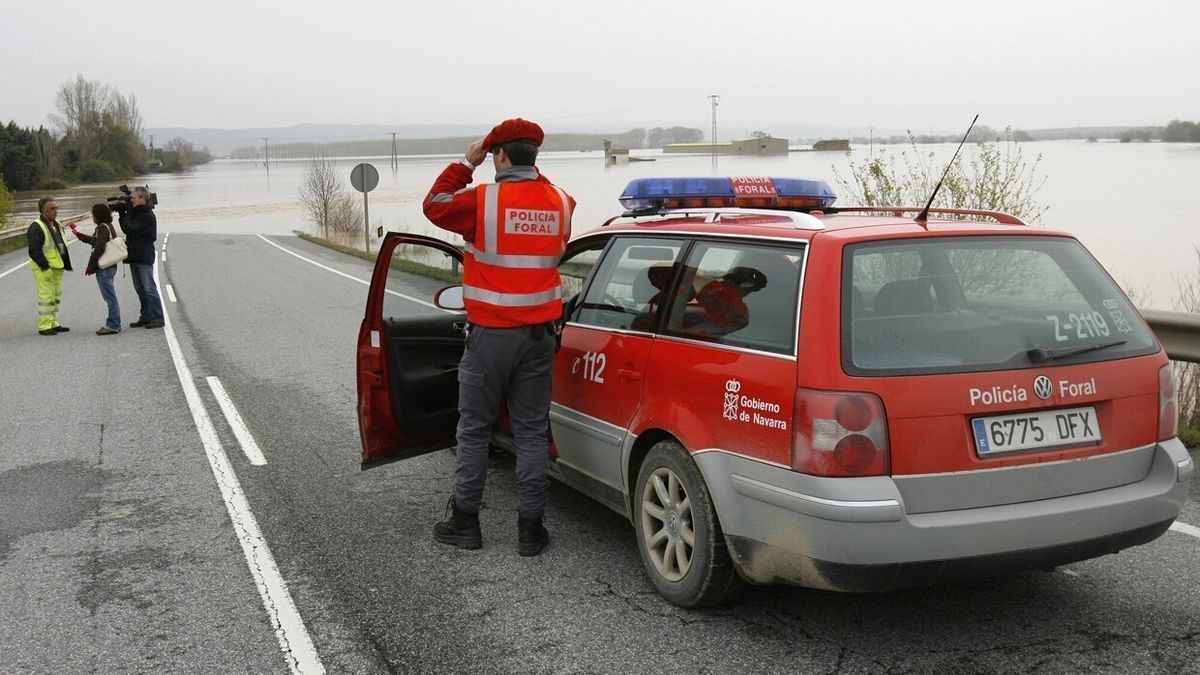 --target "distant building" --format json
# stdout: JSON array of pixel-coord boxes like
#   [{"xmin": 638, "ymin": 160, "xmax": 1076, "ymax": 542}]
[
  {"xmin": 603, "ymin": 140, "xmax": 630, "ymax": 165},
  {"xmin": 812, "ymin": 139, "xmax": 850, "ymax": 151},
  {"xmin": 663, "ymin": 135, "xmax": 788, "ymax": 155}
]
